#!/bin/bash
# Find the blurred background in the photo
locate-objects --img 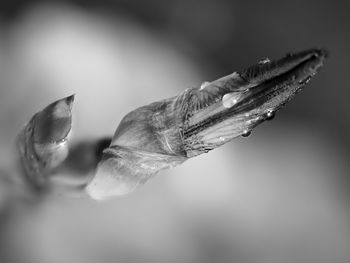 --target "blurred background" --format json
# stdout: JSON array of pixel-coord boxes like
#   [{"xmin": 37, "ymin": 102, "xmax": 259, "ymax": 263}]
[{"xmin": 0, "ymin": 0, "xmax": 349, "ymax": 263}]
